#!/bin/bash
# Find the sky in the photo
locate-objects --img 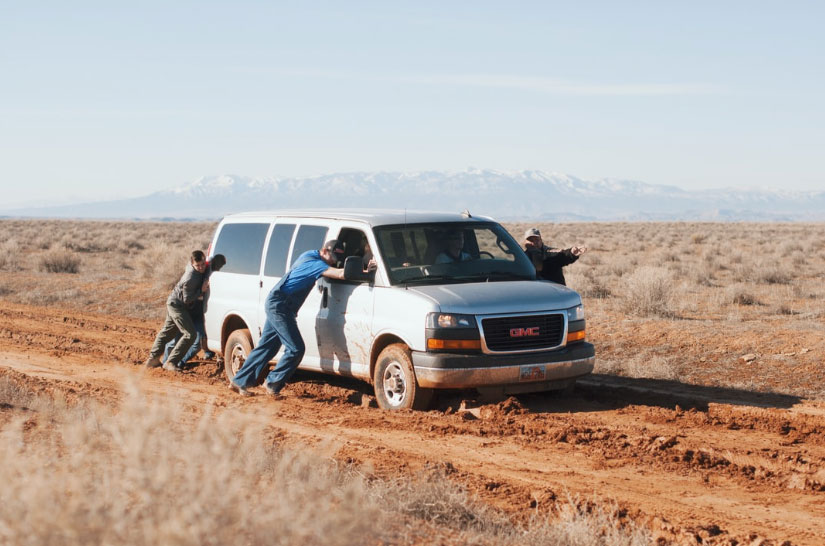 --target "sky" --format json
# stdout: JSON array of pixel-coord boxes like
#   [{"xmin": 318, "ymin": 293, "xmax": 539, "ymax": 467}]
[{"xmin": 1, "ymin": 1, "xmax": 823, "ymax": 207}]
